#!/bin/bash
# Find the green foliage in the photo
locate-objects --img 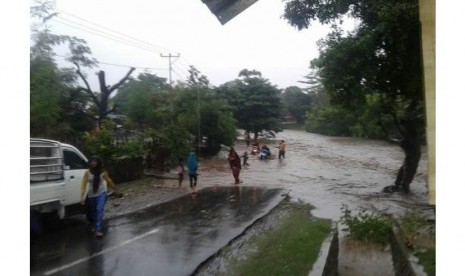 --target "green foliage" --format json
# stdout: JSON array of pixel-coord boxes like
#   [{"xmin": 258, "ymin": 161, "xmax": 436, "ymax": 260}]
[
  {"xmin": 82, "ymin": 120, "xmax": 144, "ymax": 182},
  {"xmin": 305, "ymin": 105, "xmax": 353, "ymax": 136},
  {"xmin": 305, "ymin": 92, "xmax": 396, "ymax": 139},
  {"xmin": 82, "ymin": 121, "xmax": 118, "ymax": 160},
  {"xmin": 113, "ymin": 73, "xmax": 169, "ymax": 115},
  {"xmin": 83, "ymin": 121, "xmax": 143, "ymax": 159},
  {"xmin": 282, "ymin": 86, "xmax": 312, "ymax": 123},
  {"xmin": 176, "ymin": 86, "xmax": 237, "ymax": 154},
  {"xmin": 400, "ymin": 212, "xmax": 435, "ymax": 276},
  {"xmin": 114, "ymin": 69, "xmax": 237, "ymax": 157},
  {"xmin": 30, "ymin": 0, "xmax": 98, "ymax": 142},
  {"xmin": 416, "ymin": 248, "xmax": 435, "ymax": 276},
  {"xmin": 117, "ymin": 141, "xmax": 144, "ymax": 159},
  {"xmin": 144, "ymin": 125, "xmax": 192, "ymax": 165},
  {"xmin": 31, "ymin": 1, "xmax": 97, "ymax": 68},
  {"xmin": 401, "ymin": 213, "xmax": 435, "ymax": 238},
  {"xmin": 30, "ymin": 56, "xmax": 65, "ymax": 135},
  {"xmin": 284, "ymin": 0, "xmax": 425, "ymax": 144},
  {"xmin": 340, "ymin": 205, "xmax": 392, "ymax": 245},
  {"xmin": 217, "ymin": 69, "xmax": 283, "ymax": 138},
  {"xmin": 231, "ymin": 202, "xmax": 331, "ymax": 276}
]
